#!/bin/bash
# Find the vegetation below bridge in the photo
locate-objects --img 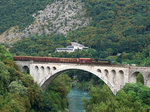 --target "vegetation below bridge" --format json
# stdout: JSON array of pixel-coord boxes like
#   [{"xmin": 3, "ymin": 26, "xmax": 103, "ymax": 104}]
[{"xmin": 0, "ymin": 45, "xmax": 72, "ymax": 112}]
